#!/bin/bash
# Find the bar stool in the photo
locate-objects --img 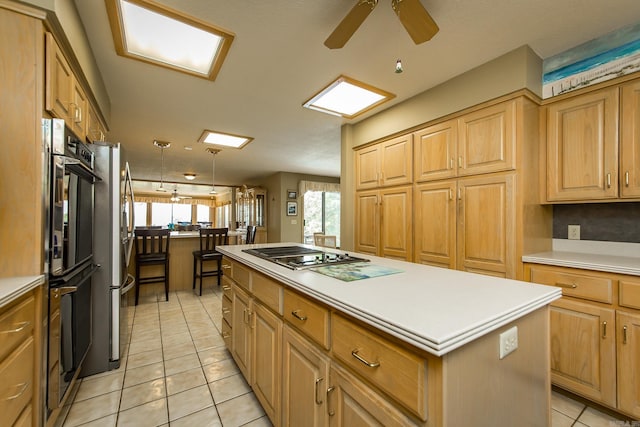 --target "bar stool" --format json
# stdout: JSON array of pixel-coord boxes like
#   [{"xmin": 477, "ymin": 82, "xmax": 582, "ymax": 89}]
[
  {"xmin": 245, "ymin": 225, "xmax": 257, "ymax": 244},
  {"xmin": 134, "ymin": 228, "xmax": 171, "ymax": 305},
  {"xmin": 193, "ymin": 227, "xmax": 228, "ymax": 295}
]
